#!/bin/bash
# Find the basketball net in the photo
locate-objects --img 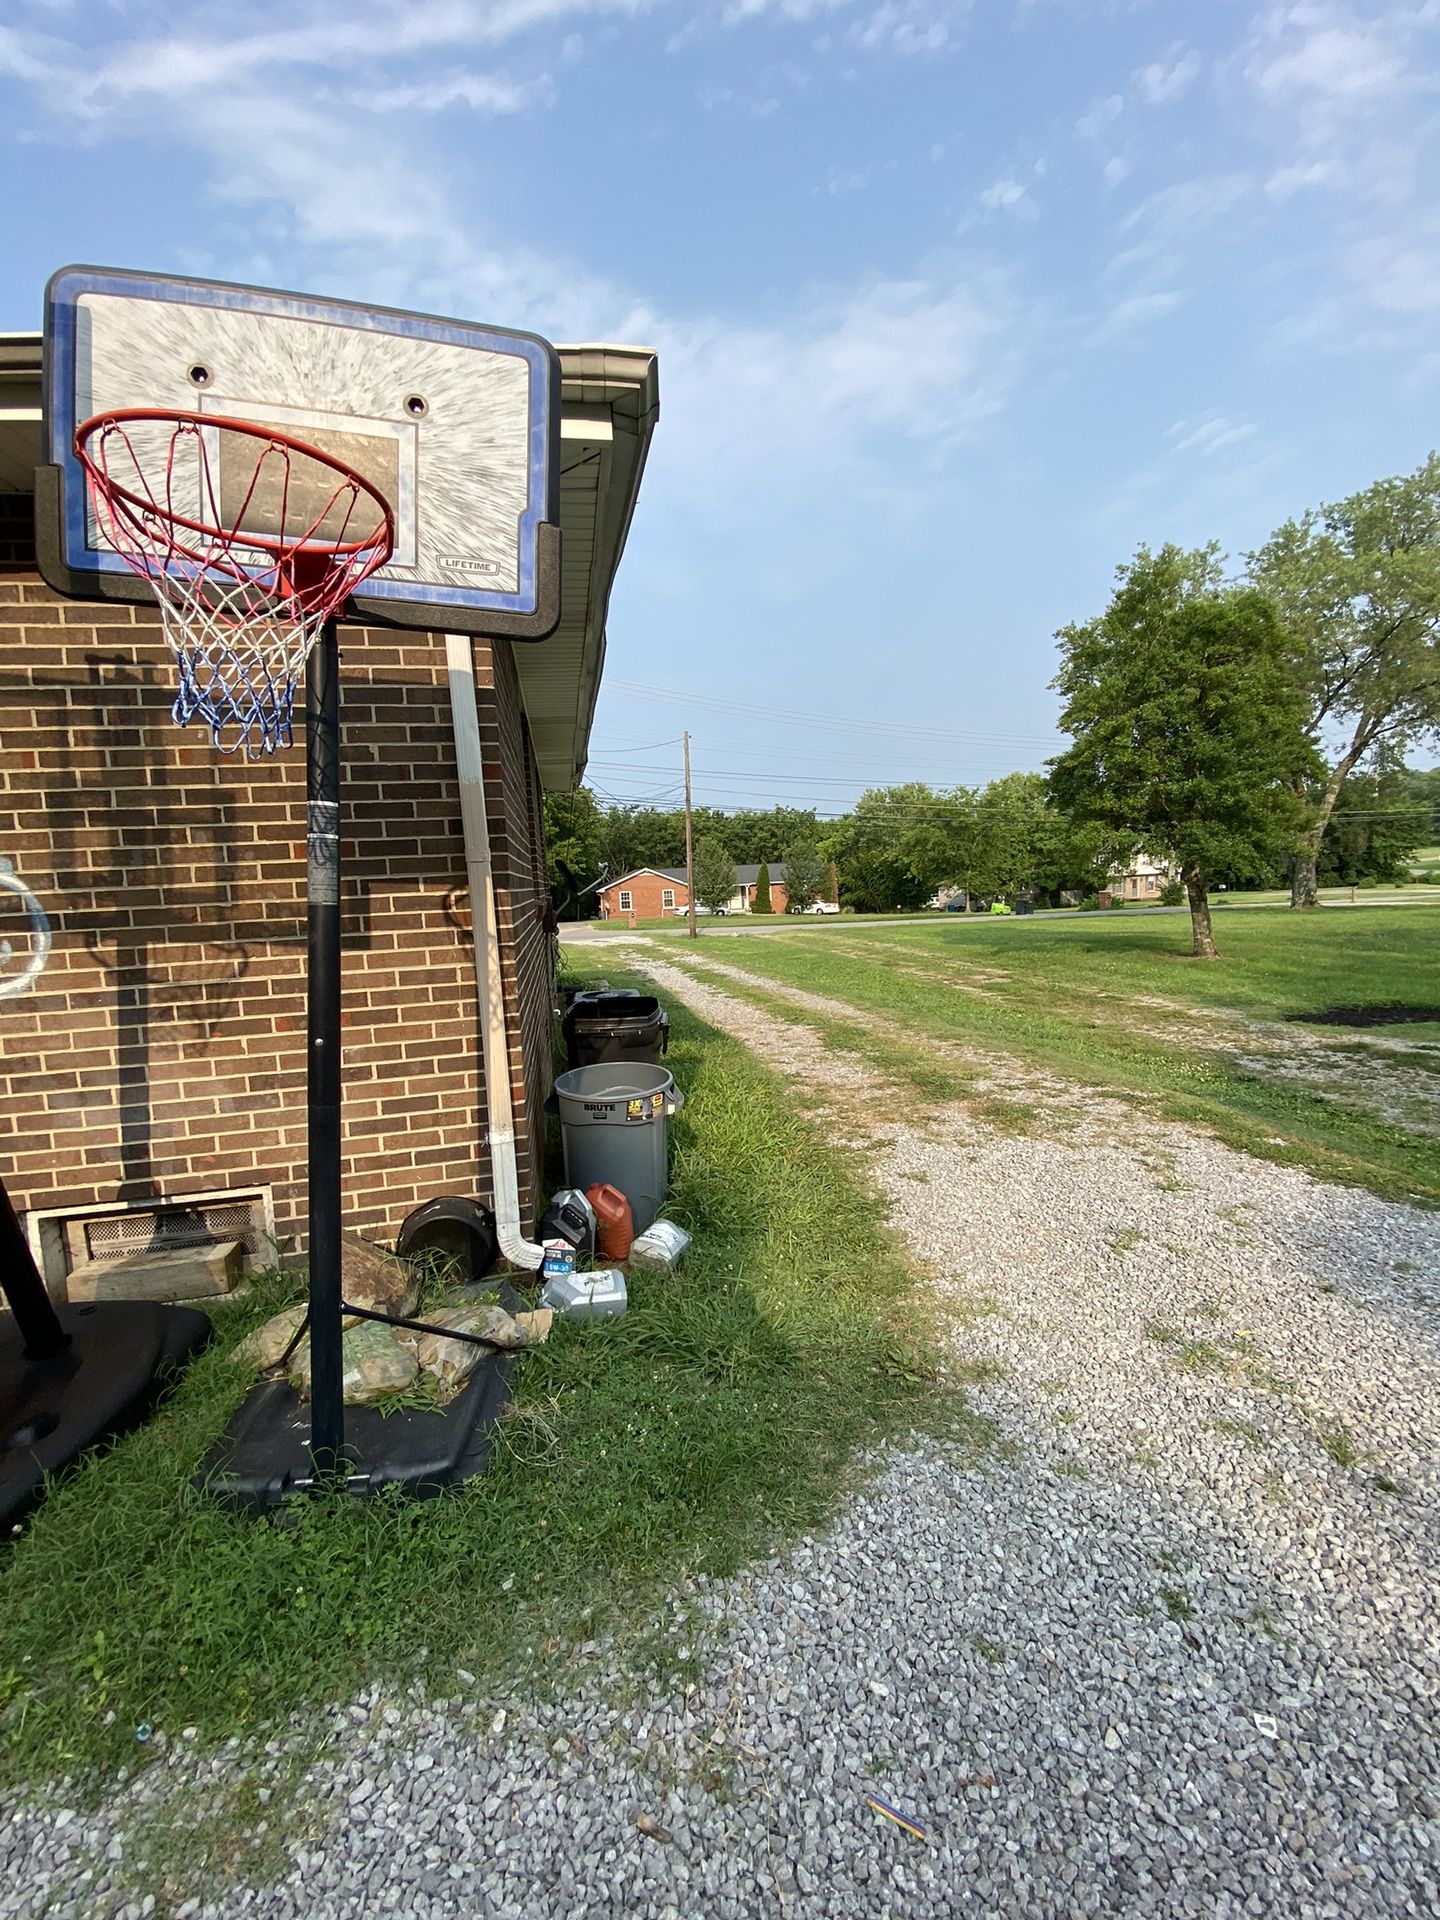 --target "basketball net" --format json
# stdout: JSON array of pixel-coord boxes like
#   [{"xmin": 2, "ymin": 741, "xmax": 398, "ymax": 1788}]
[{"xmin": 76, "ymin": 411, "xmax": 395, "ymax": 759}]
